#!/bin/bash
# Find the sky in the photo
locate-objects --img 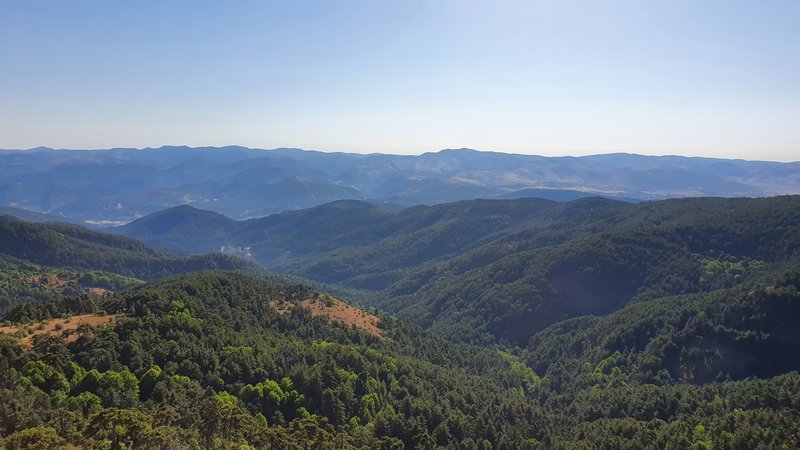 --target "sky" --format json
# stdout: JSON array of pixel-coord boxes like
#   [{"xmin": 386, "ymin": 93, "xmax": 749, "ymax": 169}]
[{"xmin": 0, "ymin": 0, "xmax": 798, "ymax": 161}]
